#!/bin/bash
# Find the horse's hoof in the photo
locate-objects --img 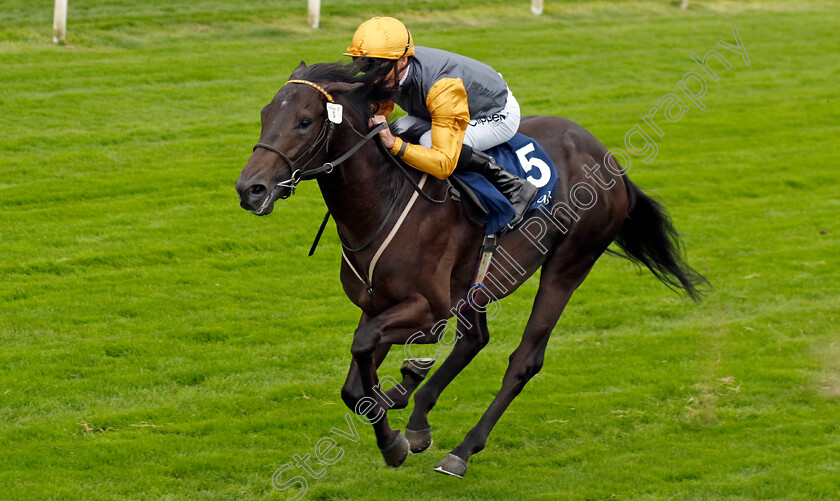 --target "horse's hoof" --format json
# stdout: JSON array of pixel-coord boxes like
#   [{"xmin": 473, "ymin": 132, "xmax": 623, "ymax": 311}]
[
  {"xmin": 433, "ymin": 453, "xmax": 468, "ymax": 478},
  {"xmin": 405, "ymin": 427, "xmax": 433, "ymax": 454},
  {"xmin": 379, "ymin": 431, "xmax": 410, "ymax": 468},
  {"xmin": 401, "ymin": 358, "xmax": 436, "ymax": 379}
]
